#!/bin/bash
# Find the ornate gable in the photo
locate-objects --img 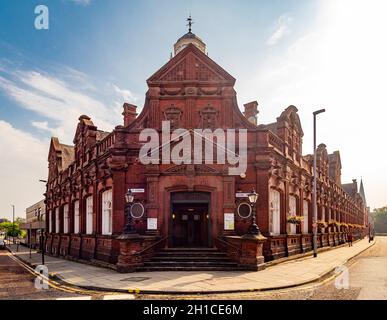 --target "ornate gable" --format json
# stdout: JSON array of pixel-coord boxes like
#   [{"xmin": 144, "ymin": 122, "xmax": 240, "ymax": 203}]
[
  {"xmin": 47, "ymin": 137, "xmax": 62, "ymax": 181},
  {"xmin": 147, "ymin": 44, "xmax": 235, "ymax": 85}
]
